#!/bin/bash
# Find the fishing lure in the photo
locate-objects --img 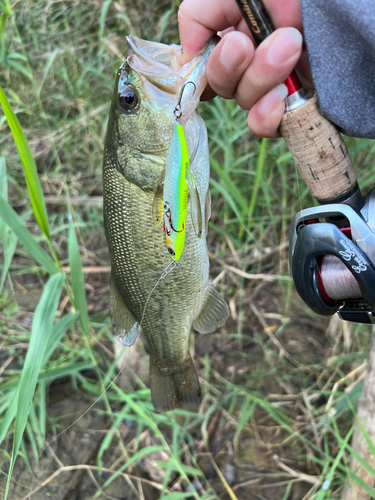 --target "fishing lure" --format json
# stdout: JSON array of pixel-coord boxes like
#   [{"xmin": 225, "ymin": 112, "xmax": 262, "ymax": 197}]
[{"xmin": 161, "ymin": 82, "xmax": 202, "ymax": 261}]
